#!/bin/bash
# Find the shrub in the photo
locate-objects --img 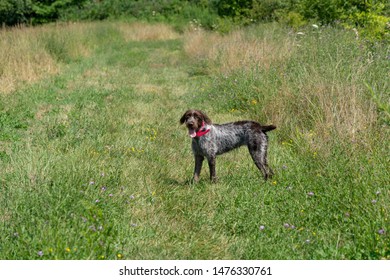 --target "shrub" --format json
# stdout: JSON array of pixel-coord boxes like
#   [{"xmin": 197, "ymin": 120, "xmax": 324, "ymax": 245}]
[{"xmin": 0, "ymin": 0, "xmax": 32, "ymax": 25}]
